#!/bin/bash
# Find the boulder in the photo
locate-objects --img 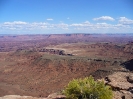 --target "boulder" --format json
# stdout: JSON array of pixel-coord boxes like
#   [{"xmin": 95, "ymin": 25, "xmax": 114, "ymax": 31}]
[{"xmin": 47, "ymin": 93, "xmax": 66, "ymax": 99}]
